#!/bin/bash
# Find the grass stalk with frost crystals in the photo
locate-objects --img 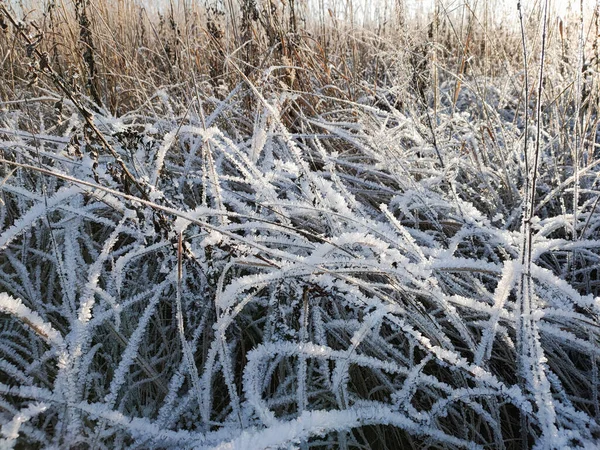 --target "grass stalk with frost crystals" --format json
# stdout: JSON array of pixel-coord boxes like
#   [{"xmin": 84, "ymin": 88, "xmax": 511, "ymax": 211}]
[
  {"xmin": 176, "ymin": 231, "xmax": 204, "ymax": 422},
  {"xmin": 573, "ymin": 0, "xmax": 584, "ymax": 241},
  {"xmin": 517, "ymin": 0, "xmax": 560, "ymax": 447},
  {"xmin": 515, "ymin": 14, "xmax": 529, "ymax": 441}
]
